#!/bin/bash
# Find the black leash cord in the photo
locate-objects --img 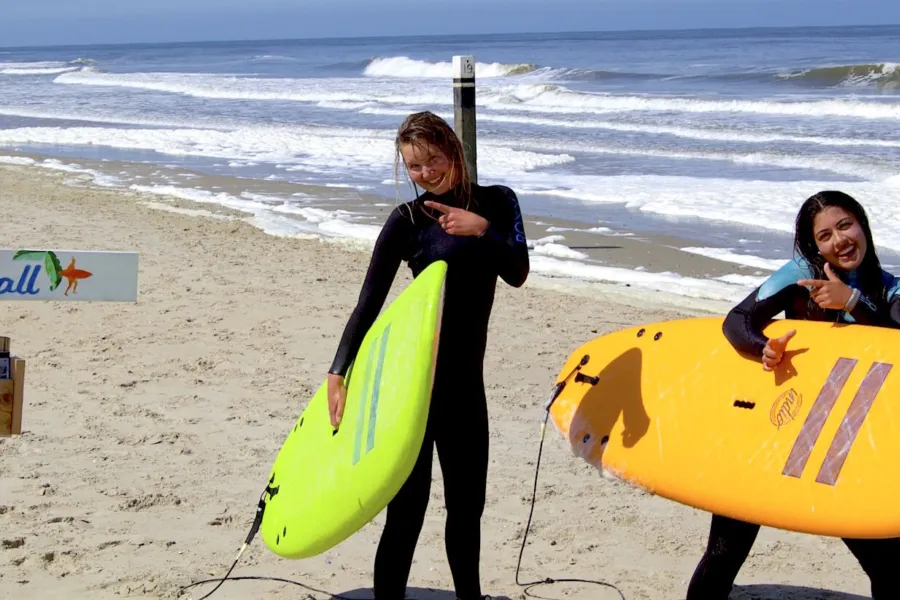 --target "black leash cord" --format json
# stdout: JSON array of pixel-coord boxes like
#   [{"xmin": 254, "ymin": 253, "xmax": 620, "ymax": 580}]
[
  {"xmin": 181, "ymin": 369, "xmax": 625, "ymax": 600},
  {"xmin": 512, "ymin": 407, "xmax": 626, "ymax": 600}
]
